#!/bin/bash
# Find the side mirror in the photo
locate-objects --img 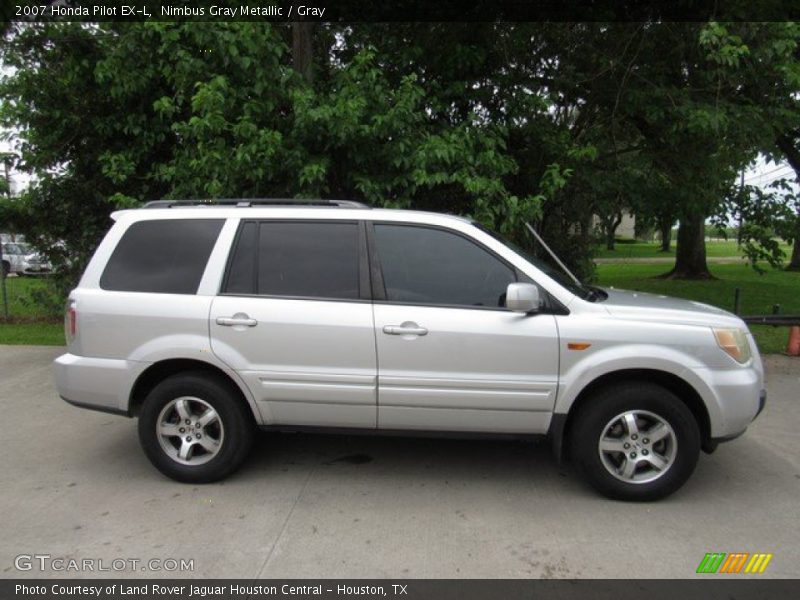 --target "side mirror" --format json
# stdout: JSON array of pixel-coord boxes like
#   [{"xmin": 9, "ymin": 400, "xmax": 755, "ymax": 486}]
[{"xmin": 505, "ymin": 283, "xmax": 541, "ymax": 313}]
